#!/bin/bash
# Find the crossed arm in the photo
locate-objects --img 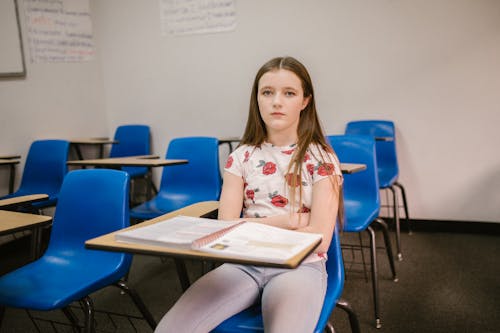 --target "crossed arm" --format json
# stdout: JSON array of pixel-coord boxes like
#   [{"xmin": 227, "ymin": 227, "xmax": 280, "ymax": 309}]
[{"xmin": 218, "ymin": 172, "xmax": 340, "ymax": 253}]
